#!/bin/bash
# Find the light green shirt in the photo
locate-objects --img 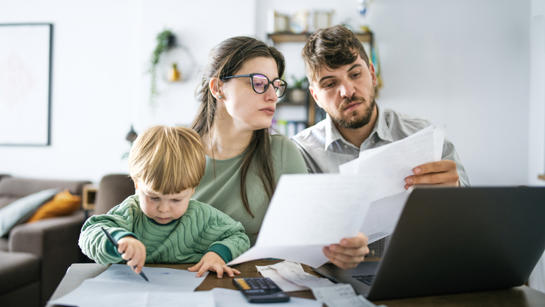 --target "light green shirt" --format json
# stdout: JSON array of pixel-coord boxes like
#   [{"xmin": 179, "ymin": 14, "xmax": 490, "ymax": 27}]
[{"xmin": 193, "ymin": 134, "xmax": 308, "ymax": 245}]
